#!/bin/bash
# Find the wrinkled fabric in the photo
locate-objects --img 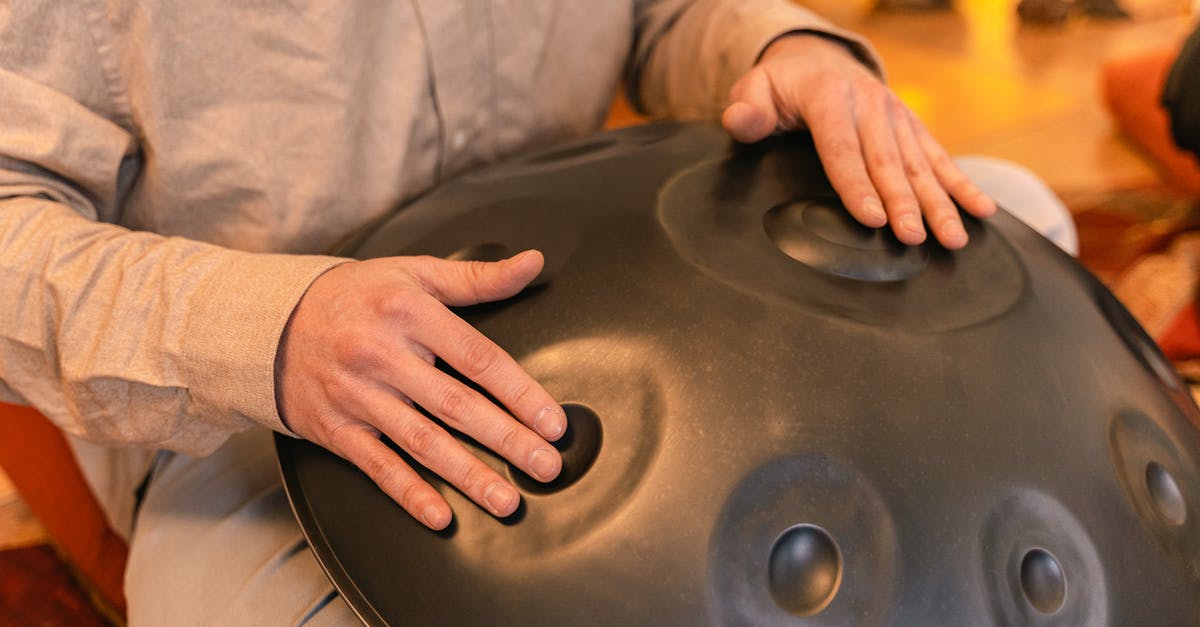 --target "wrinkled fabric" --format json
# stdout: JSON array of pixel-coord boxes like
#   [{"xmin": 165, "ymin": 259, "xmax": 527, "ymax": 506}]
[{"xmin": 0, "ymin": 1, "xmax": 878, "ymax": 456}]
